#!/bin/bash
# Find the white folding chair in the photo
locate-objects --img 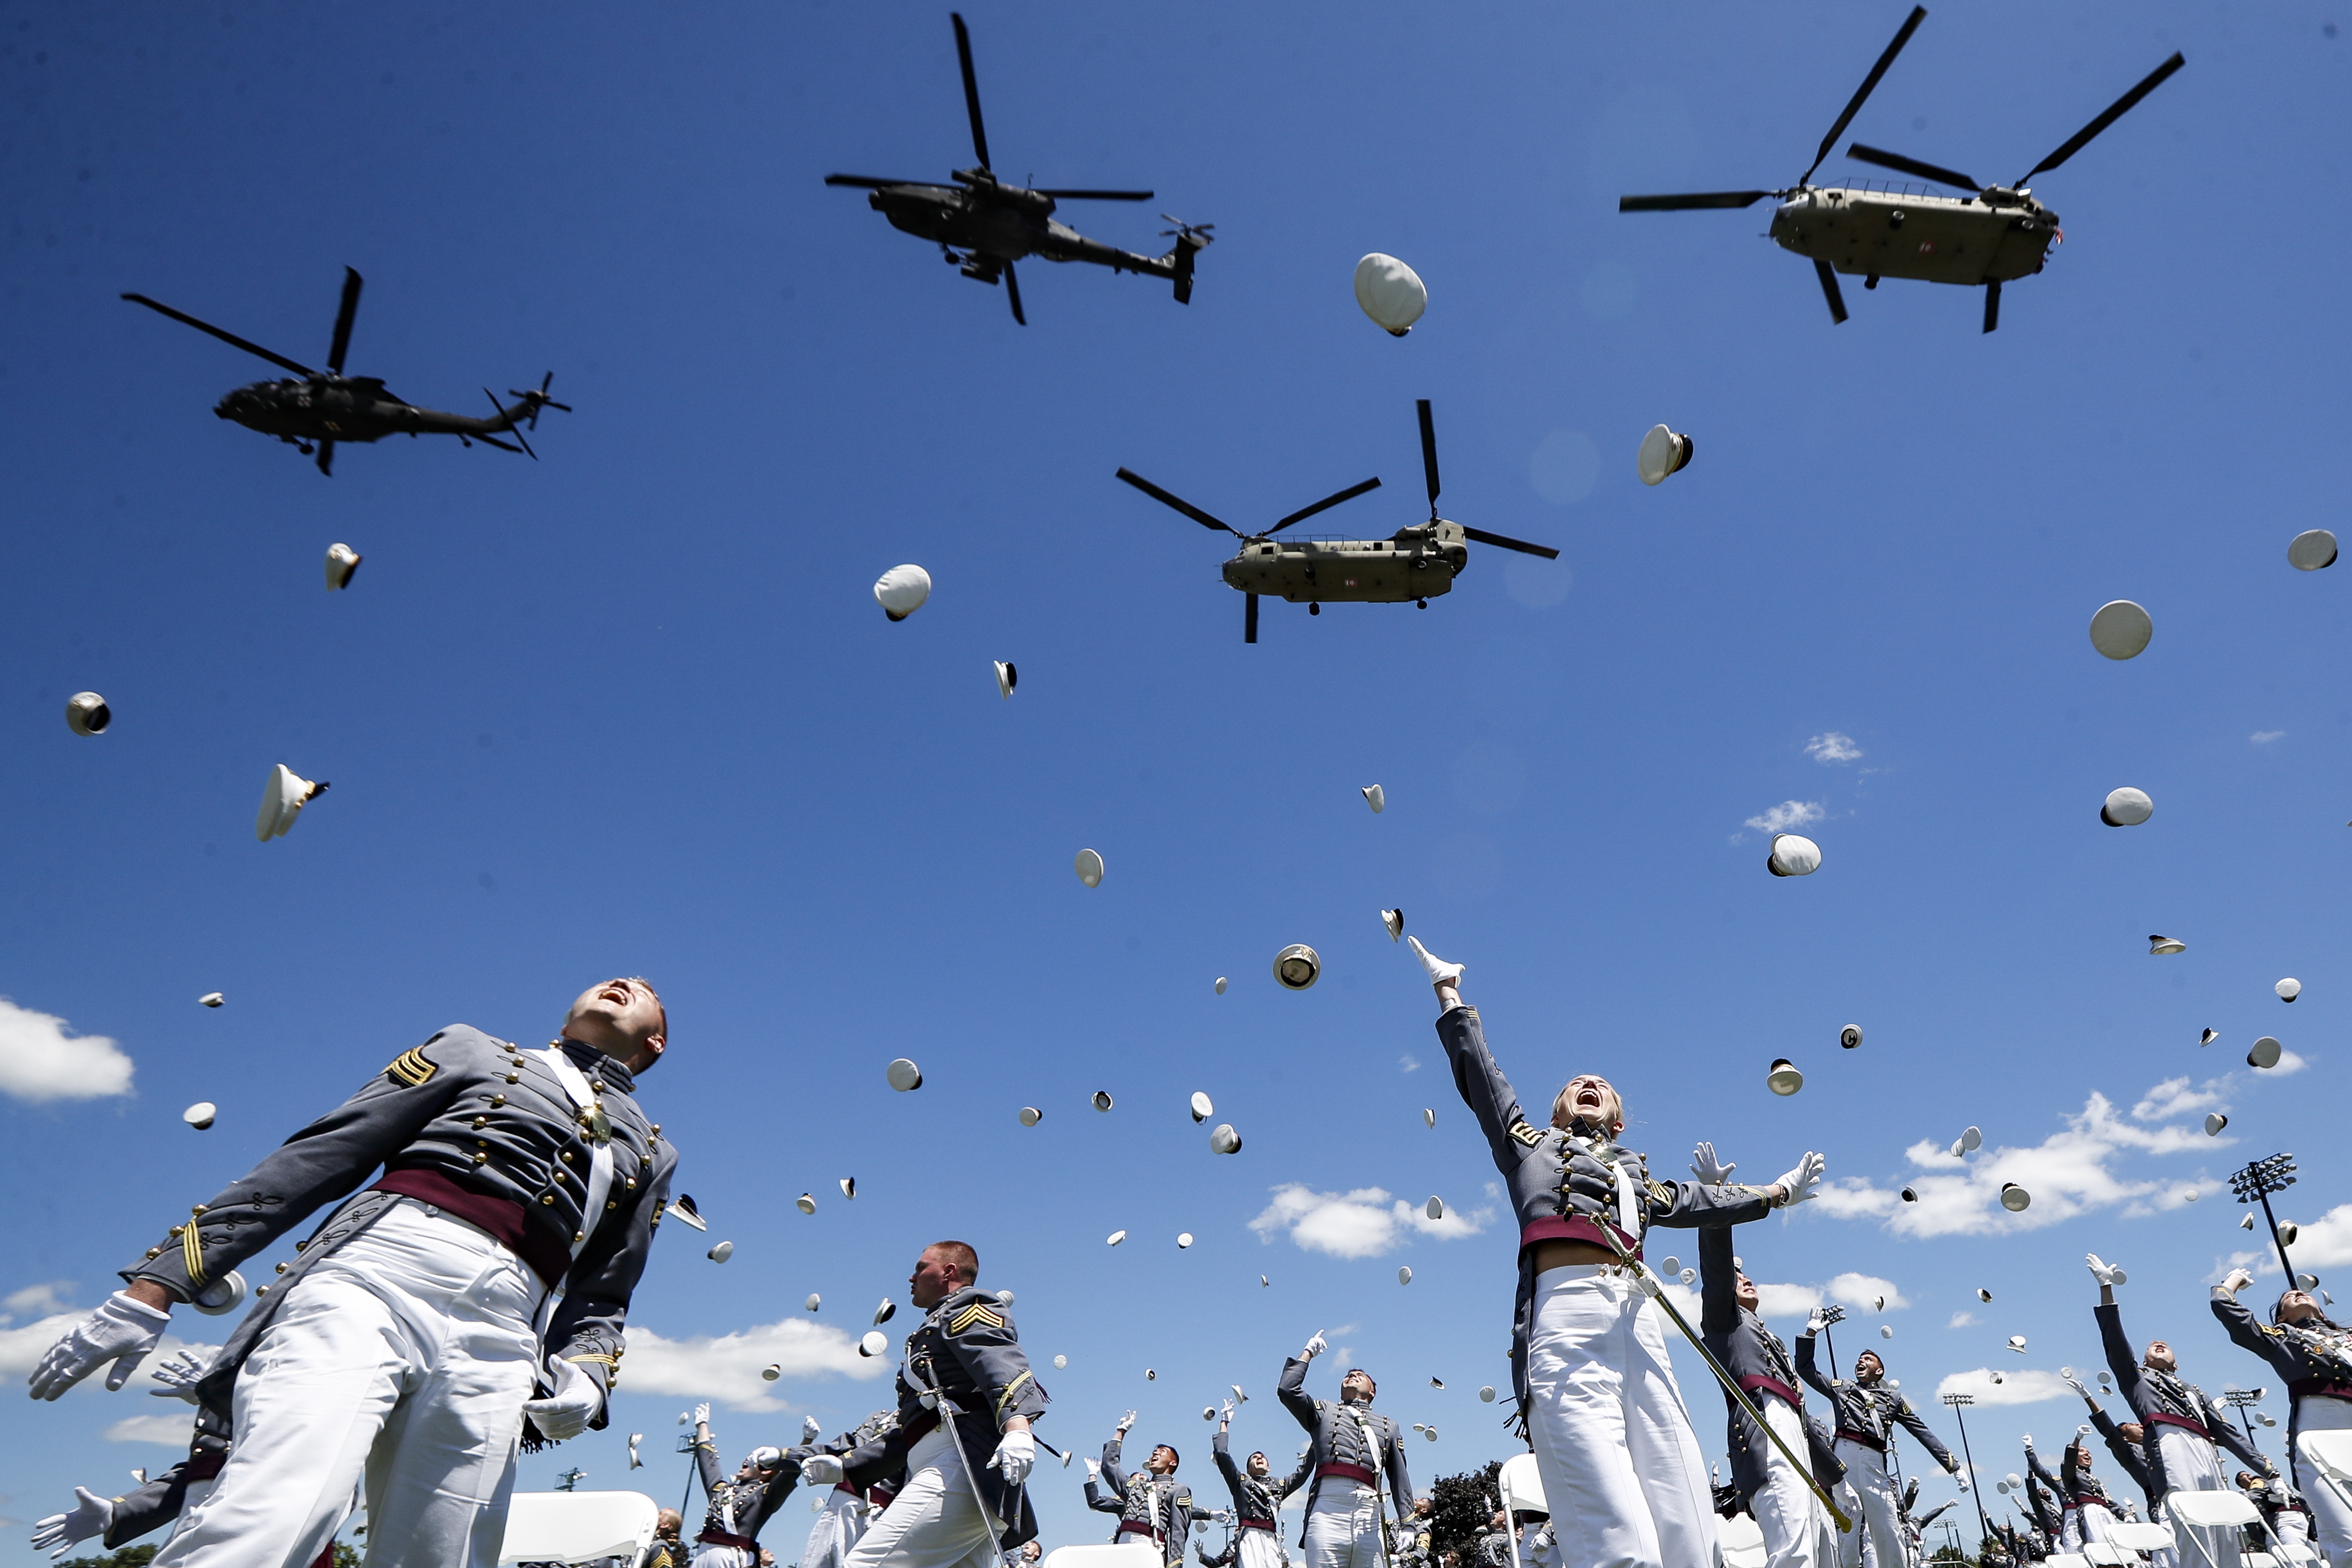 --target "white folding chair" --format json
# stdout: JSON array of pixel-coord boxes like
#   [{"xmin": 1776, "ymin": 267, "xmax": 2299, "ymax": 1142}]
[
  {"xmin": 1718, "ymin": 1512, "xmax": 1766, "ymax": 1568},
  {"xmin": 1497, "ymin": 1453, "xmax": 1547, "ymax": 1568},
  {"xmin": 1043, "ymin": 1545, "xmax": 1169, "ymax": 1568},
  {"xmin": 2083, "ymin": 1543, "xmax": 2129, "ymax": 1565},
  {"xmin": 2045, "ymin": 1553, "xmax": 2093, "ymax": 1568},
  {"xmin": 2109, "ymin": 1523, "xmax": 2176, "ymax": 1554},
  {"xmin": 497, "ymin": 1490, "xmax": 661, "ymax": 1567},
  {"xmin": 2299, "ymin": 1431, "xmax": 2352, "ymax": 1519},
  {"xmin": 2243, "ymin": 1553, "xmax": 2280, "ymax": 1568},
  {"xmin": 2161, "ymin": 1489, "xmax": 2273, "ymax": 1568}
]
